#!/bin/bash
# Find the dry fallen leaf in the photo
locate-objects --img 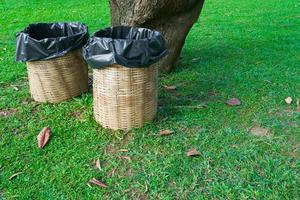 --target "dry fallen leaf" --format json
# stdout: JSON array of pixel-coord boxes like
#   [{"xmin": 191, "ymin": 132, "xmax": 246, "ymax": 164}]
[
  {"xmin": 120, "ymin": 156, "xmax": 132, "ymax": 161},
  {"xmin": 0, "ymin": 109, "xmax": 17, "ymax": 117},
  {"xmin": 12, "ymin": 86, "xmax": 19, "ymax": 91},
  {"xmin": 192, "ymin": 57, "xmax": 201, "ymax": 61},
  {"xmin": 159, "ymin": 129, "xmax": 174, "ymax": 136},
  {"xmin": 0, "ymin": 111, "xmax": 9, "ymax": 117},
  {"xmin": 187, "ymin": 148, "xmax": 201, "ymax": 157},
  {"xmin": 291, "ymin": 142, "xmax": 300, "ymax": 152},
  {"xmin": 88, "ymin": 178, "xmax": 108, "ymax": 188},
  {"xmin": 95, "ymin": 159, "xmax": 101, "ymax": 170},
  {"xmin": 164, "ymin": 85, "xmax": 177, "ymax": 91},
  {"xmin": 118, "ymin": 149, "xmax": 129, "ymax": 152},
  {"xmin": 70, "ymin": 109, "xmax": 86, "ymax": 122},
  {"xmin": 37, "ymin": 127, "xmax": 51, "ymax": 148},
  {"xmin": 285, "ymin": 97, "xmax": 293, "ymax": 105},
  {"xmin": 144, "ymin": 181, "xmax": 149, "ymax": 193},
  {"xmin": 174, "ymin": 104, "xmax": 207, "ymax": 109},
  {"xmin": 209, "ymin": 89, "xmax": 217, "ymax": 97},
  {"xmin": 250, "ymin": 126, "xmax": 270, "ymax": 137},
  {"xmin": 9, "ymin": 172, "xmax": 23, "ymax": 180},
  {"xmin": 107, "ymin": 168, "xmax": 117, "ymax": 177},
  {"xmin": 226, "ymin": 98, "xmax": 241, "ymax": 106},
  {"xmin": 292, "ymin": 144, "xmax": 300, "ymax": 153}
]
